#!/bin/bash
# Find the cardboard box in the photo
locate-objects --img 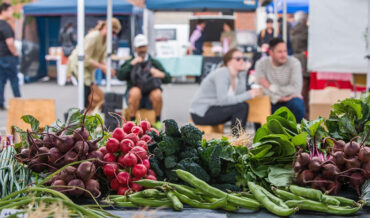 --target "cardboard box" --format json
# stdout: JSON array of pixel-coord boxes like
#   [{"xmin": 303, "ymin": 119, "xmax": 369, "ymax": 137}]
[{"xmin": 309, "ymin": 87, "xmax": 352, "ymax": 120}]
